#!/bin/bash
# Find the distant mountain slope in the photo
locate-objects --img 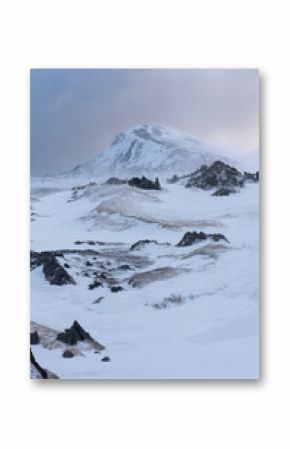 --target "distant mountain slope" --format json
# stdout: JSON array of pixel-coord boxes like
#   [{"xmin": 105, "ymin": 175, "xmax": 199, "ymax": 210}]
[{"xmin": 67, "ymin": 124, "xmax": 233, "ymax": 178}]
